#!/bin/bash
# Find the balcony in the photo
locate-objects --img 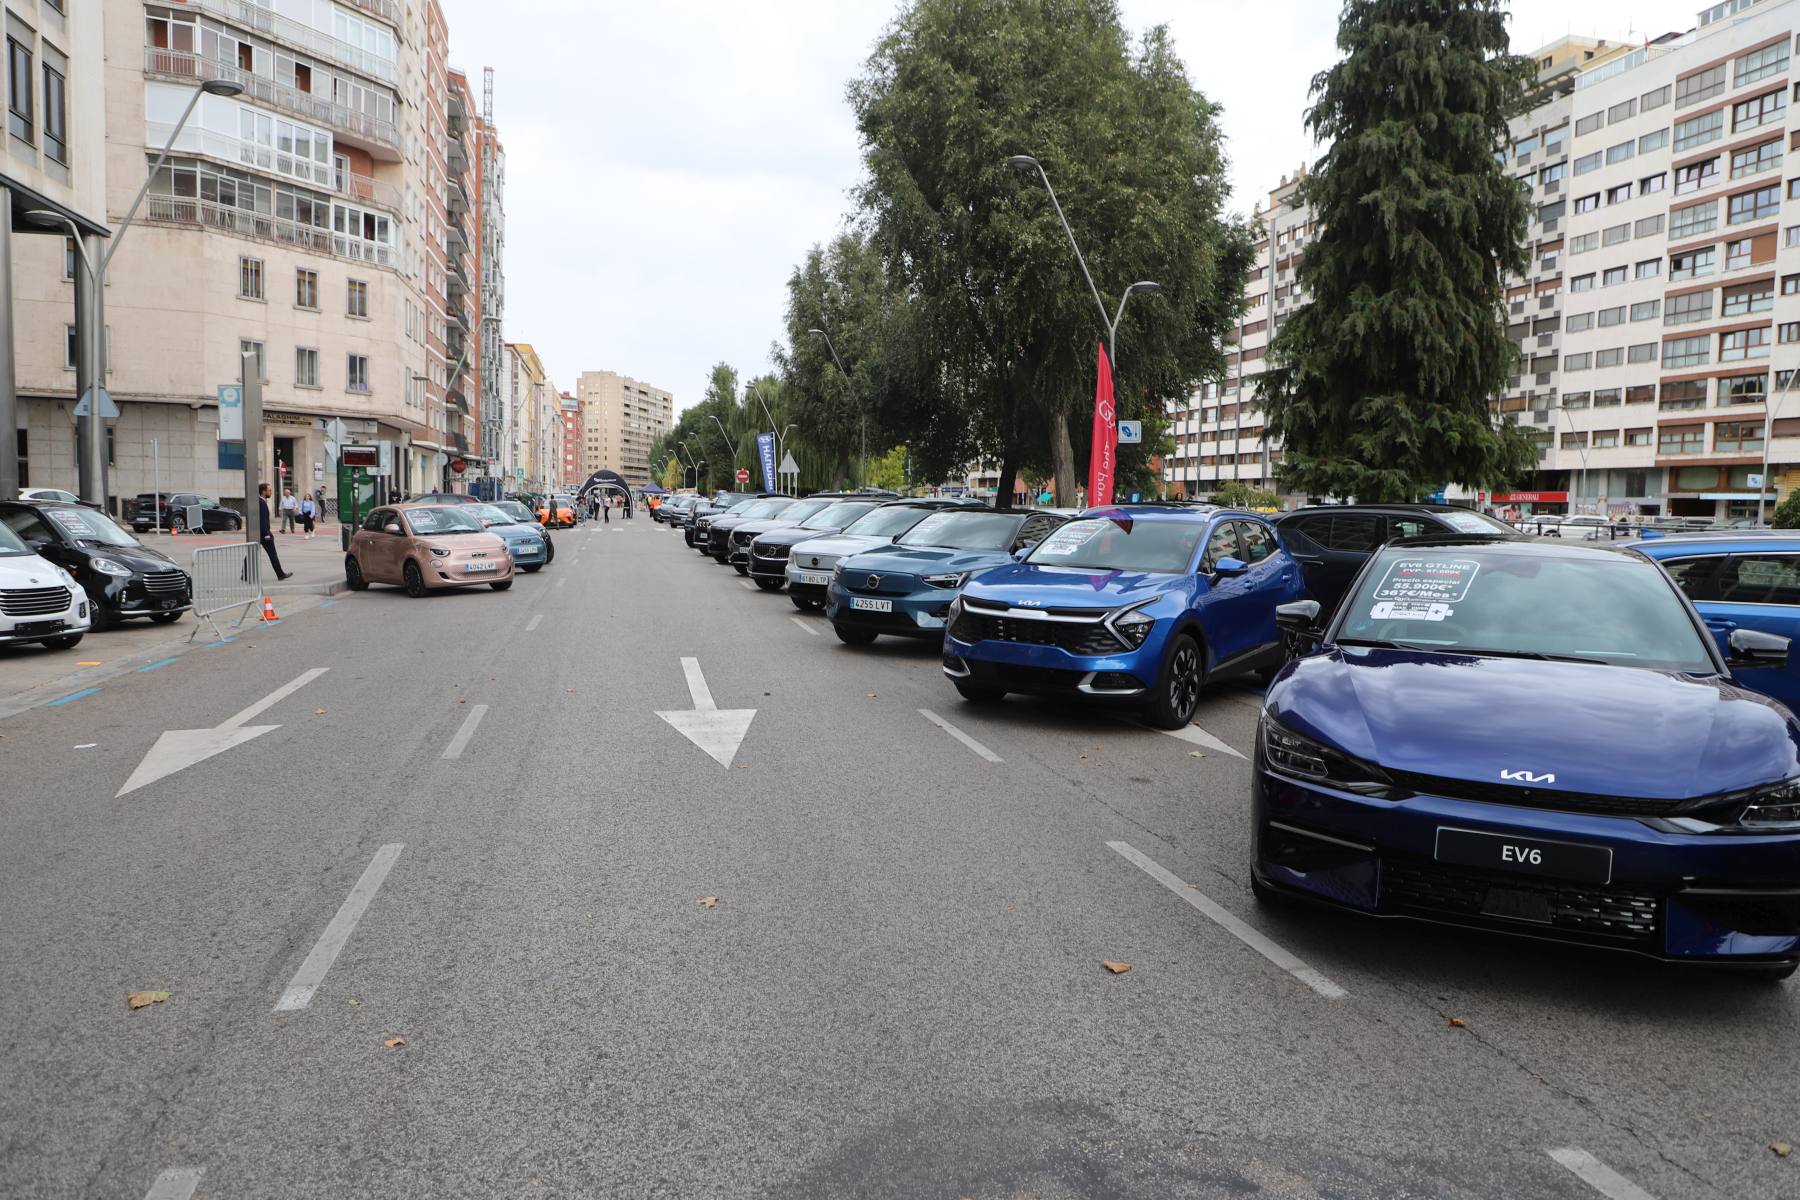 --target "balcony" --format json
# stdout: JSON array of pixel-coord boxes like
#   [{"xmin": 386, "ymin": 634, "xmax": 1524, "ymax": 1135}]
[
  {"xmin": 146, "ymin": 119, "xmax": 401, "ymax": 212},
  {"xmin": 145, "ymin": 195, "xmax": 394, "ymax": 267},
  {"xmin": 182, "ymin": 0, "xmax": 397, "ymax": 83},
  {"xmin": 145, "ymin": 47, "xmax": 400, "ymax": 160},
  {"xmin": 342, "ymin": 0, "xmax": 402, "ymax": 26}
]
